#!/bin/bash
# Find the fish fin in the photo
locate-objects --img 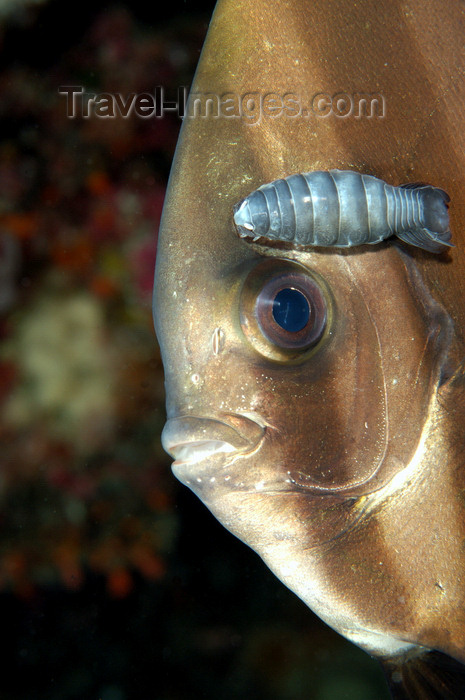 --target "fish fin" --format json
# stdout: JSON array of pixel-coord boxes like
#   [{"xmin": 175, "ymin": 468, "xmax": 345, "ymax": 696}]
[
  {"xmin": 380, "ymin": 649, "xmax": 465, "ymax": 699},
  {"xmin": 395, "ymin": 228, "xmax": 454, "ymax": 254}
]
